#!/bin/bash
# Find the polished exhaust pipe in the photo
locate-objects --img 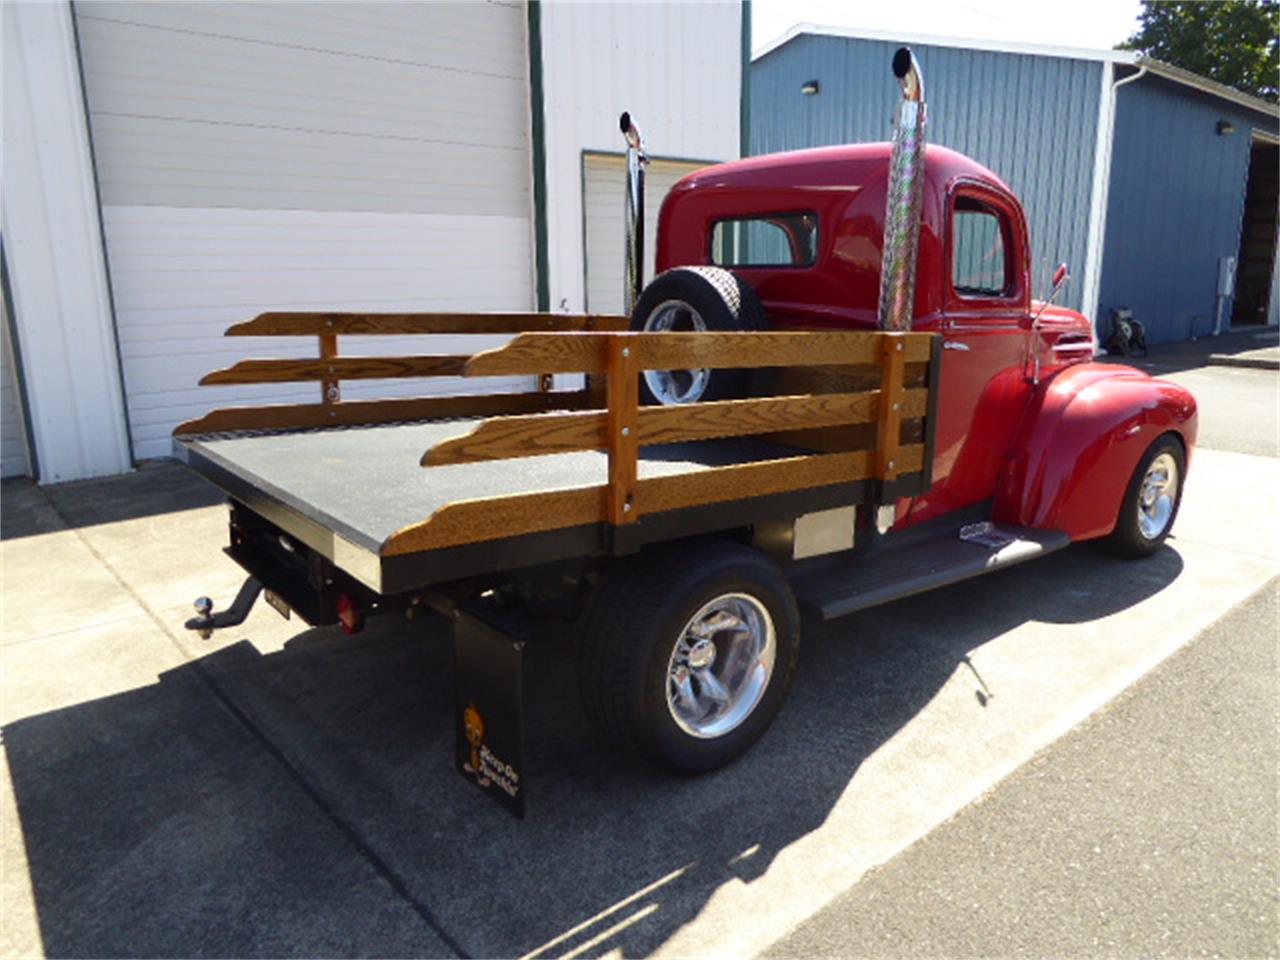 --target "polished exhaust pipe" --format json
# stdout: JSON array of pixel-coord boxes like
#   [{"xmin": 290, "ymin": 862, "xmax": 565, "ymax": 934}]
[
  {"xmin": 878, "ymin": 48, "xmax": 927, "ymax": 332},
  {"xmin": 620, "ymin": 111, "xmax": 649, "ymax": 313}
]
